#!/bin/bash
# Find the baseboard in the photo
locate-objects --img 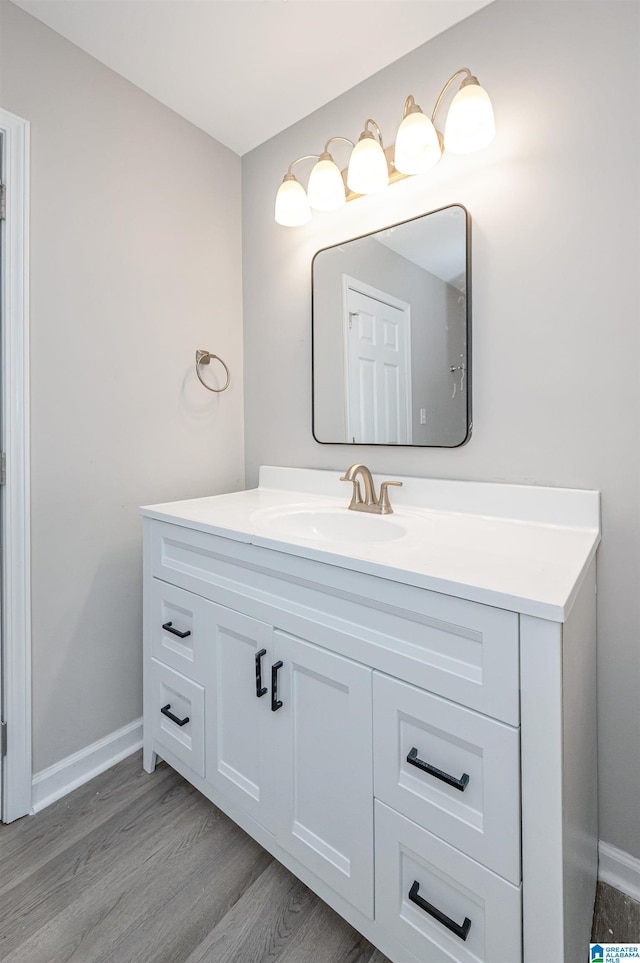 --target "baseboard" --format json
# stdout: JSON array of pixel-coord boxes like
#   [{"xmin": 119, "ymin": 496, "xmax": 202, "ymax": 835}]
[
  {"xmin": 599, "ymin": 840, "xmax": 640, "ymax": 902},
  {"xmin": 31, "ymin": 718, "xmax": 143, "ymax": 813}
]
